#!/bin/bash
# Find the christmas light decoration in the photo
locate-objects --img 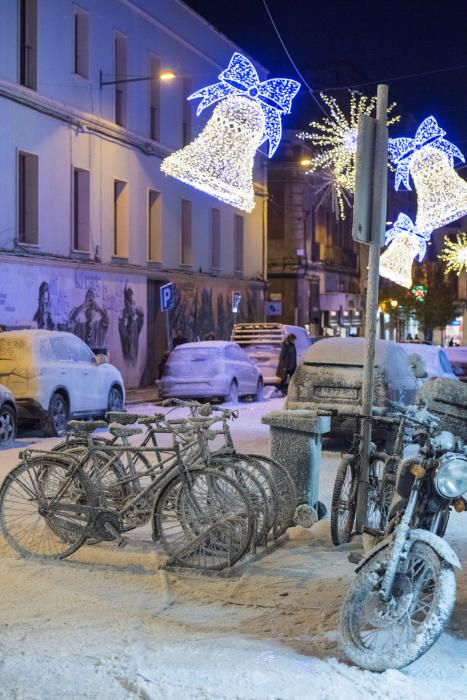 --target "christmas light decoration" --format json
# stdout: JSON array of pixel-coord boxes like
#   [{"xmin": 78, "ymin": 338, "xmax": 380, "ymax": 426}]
[
  {"xmin": 161, "ymin": 53, "xmax": 300, "ymax": 212},
  {"xmin": 299, "ymin": 92, "xmax": 399, "ymax": 219},
  {"xmin": 439, "ymin": 232, "xmax": 467, "ymax": 275},
  {"xmin": 379, "ymin": 214, "xmax": 431, "ymax": 289},
  {"xmin": 388, "ymin": 116, "xmax": 467, "ymax": 231},
  {"xmin": 410, "ymin": 285, "xmax": 427, "ymax": 302}
]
